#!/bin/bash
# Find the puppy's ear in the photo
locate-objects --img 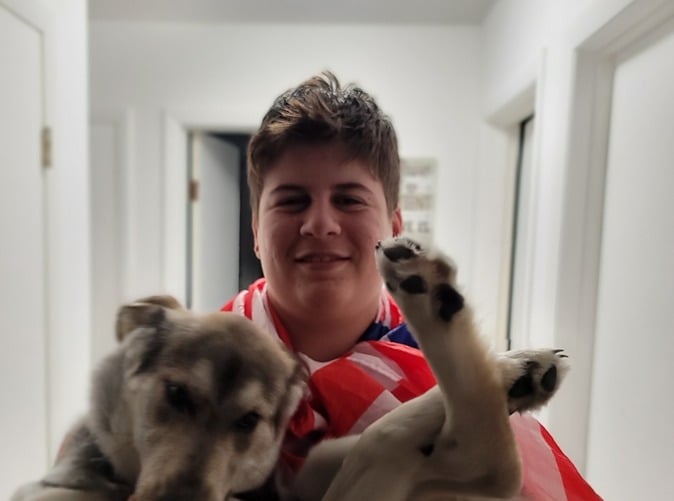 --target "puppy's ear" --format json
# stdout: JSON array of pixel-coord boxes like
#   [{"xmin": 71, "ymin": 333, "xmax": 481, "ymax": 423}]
[
  {"xmin": 116, "ymin": 300, "xmax": 171, "ymax": 342},
  {"xmin": 132, "ymin": 294, "xmax": 183, "ymax": 311}
]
